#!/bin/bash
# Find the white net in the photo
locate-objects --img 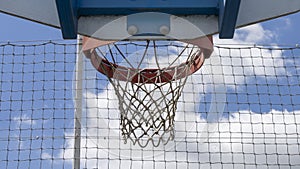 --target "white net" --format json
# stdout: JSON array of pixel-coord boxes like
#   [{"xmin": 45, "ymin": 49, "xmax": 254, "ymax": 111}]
[{"xmin": 84, "ymin": 40, "xmax": 206, "ymax": 147}]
